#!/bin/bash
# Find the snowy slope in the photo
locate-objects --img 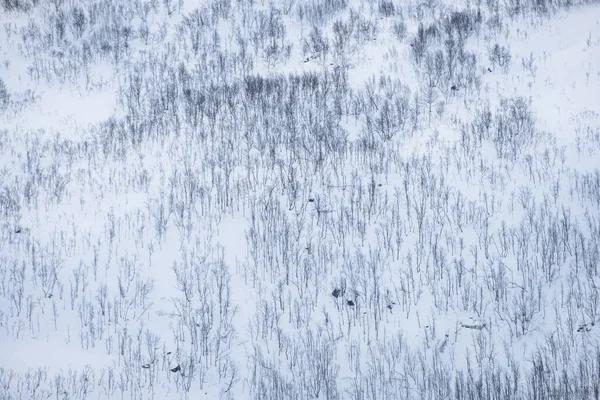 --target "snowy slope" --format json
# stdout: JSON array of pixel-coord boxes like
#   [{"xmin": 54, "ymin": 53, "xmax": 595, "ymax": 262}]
[{"xmin": 1, "ymin": 0, "xmax": 600, "ymax": 399}]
